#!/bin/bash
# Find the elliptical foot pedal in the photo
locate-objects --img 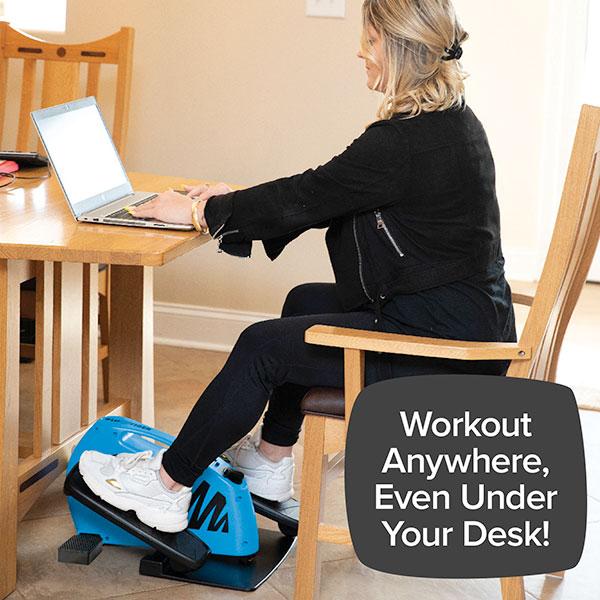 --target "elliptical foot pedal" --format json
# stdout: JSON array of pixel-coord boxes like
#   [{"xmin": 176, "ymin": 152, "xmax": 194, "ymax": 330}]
[
  {"xmin": 58, "ymin": 534, "xmax": 103, "ymax": 565},
  {"xmin": 64, "ymin": 464, "xmax": 210, "ymax": 572},
  {"xmin": 140, "ymin": 528, "xmax": 296, "ymax": 591},
  {"xmin": 252, "ymin": 495, "xmax": 299, "ymax": 537}
]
